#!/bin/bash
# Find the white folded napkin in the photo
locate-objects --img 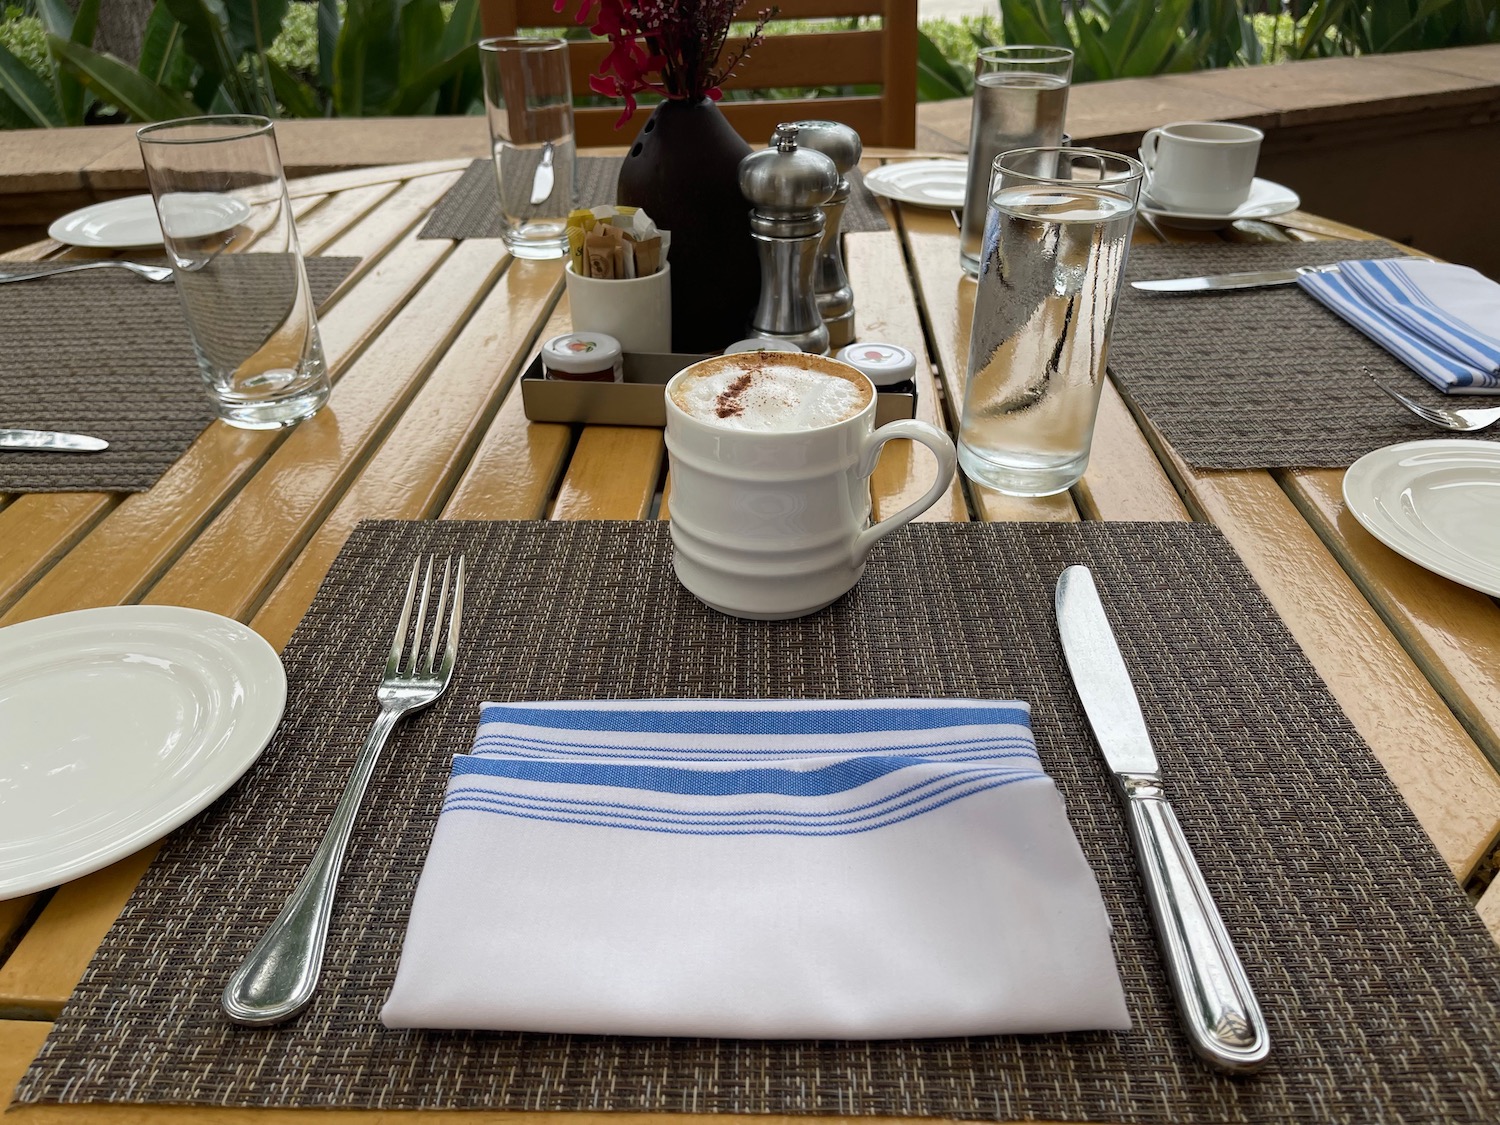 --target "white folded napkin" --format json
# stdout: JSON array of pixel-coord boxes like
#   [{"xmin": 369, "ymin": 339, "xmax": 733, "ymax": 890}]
[
  {"xmin": 381, "ymin": 699, "xmax": 1130, "ymax": 1039},
  {"xmin": 1297, "ymin": 258, "xmax": 1500, "ymax": 394}
]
